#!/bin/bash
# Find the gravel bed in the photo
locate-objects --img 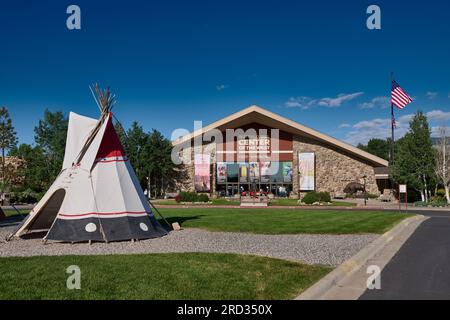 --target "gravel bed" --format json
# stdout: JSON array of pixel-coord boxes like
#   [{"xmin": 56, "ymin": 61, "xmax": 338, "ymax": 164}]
[{"xmin": 0, "ymin": 226, "xmax": 378, "ymax": 266}]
